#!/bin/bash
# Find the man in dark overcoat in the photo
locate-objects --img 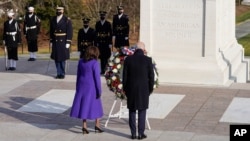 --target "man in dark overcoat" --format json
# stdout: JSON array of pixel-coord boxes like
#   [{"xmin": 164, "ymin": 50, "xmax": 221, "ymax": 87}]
[
  {"xmin": 77, "ymin": 17, "xmax": 95, "ymax": 58},
  {"xmin": 3, "ymin": 10, "xmax": 21, "ymax": 71},
  {"xmin": 112, "ymin": 5, "xmax": 129, "ymax": 49},
  {"xmin": 50, "ymin": 6, "xmax": 73, "ymax": 79},
  {"xmin": 23, "ymin": 6, "xmax": 41, "ymax": 61},
  {"xmin": 95, "ymin": 11, "xmax": 112, "ymax": 74},
  {"xmin": 122, "ymin": 42, "xmax": 154, "ymax": 140}
]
